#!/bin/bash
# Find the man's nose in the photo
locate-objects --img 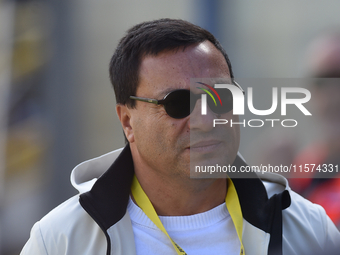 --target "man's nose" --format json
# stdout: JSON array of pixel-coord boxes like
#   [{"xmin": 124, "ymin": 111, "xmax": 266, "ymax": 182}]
[{"xmin": 188, "ymin": 99, "xmax": 217, "ymax": 132}]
